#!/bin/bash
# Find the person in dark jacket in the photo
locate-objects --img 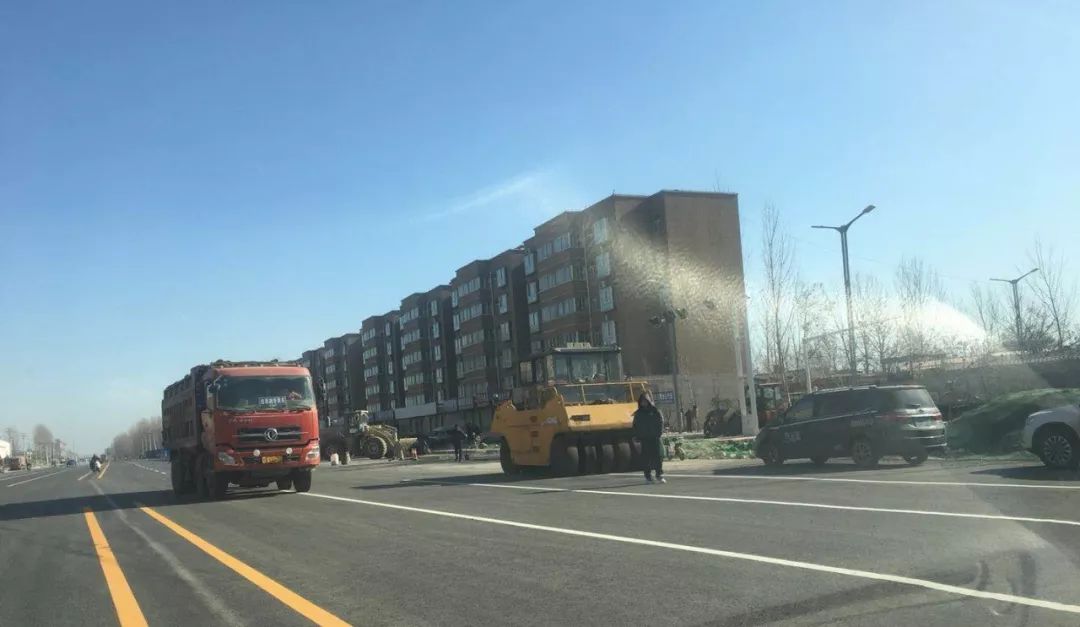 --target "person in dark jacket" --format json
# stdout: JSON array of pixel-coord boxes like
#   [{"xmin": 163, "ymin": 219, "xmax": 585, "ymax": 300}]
[
  {"xmin": 632, "ymin": 392, "xmax": 666, "ymax": 483},
  {"xmin": 448, "ymin": 425, "xmax": 466, "ymax": 462}
]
